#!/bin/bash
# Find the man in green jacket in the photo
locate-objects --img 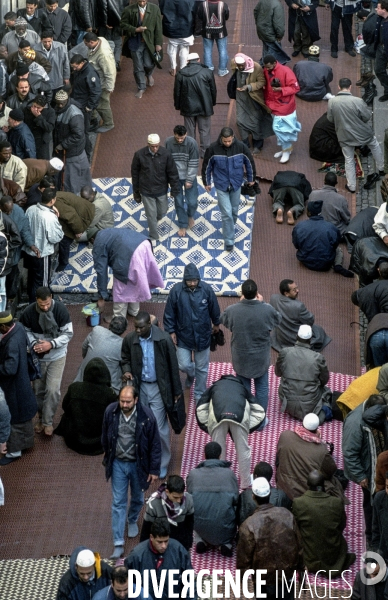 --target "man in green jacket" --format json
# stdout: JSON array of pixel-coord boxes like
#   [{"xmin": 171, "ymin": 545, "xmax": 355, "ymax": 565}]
[{"xmin": 120, "ymin": 0, "xmax": 163, "ymax": 99}]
